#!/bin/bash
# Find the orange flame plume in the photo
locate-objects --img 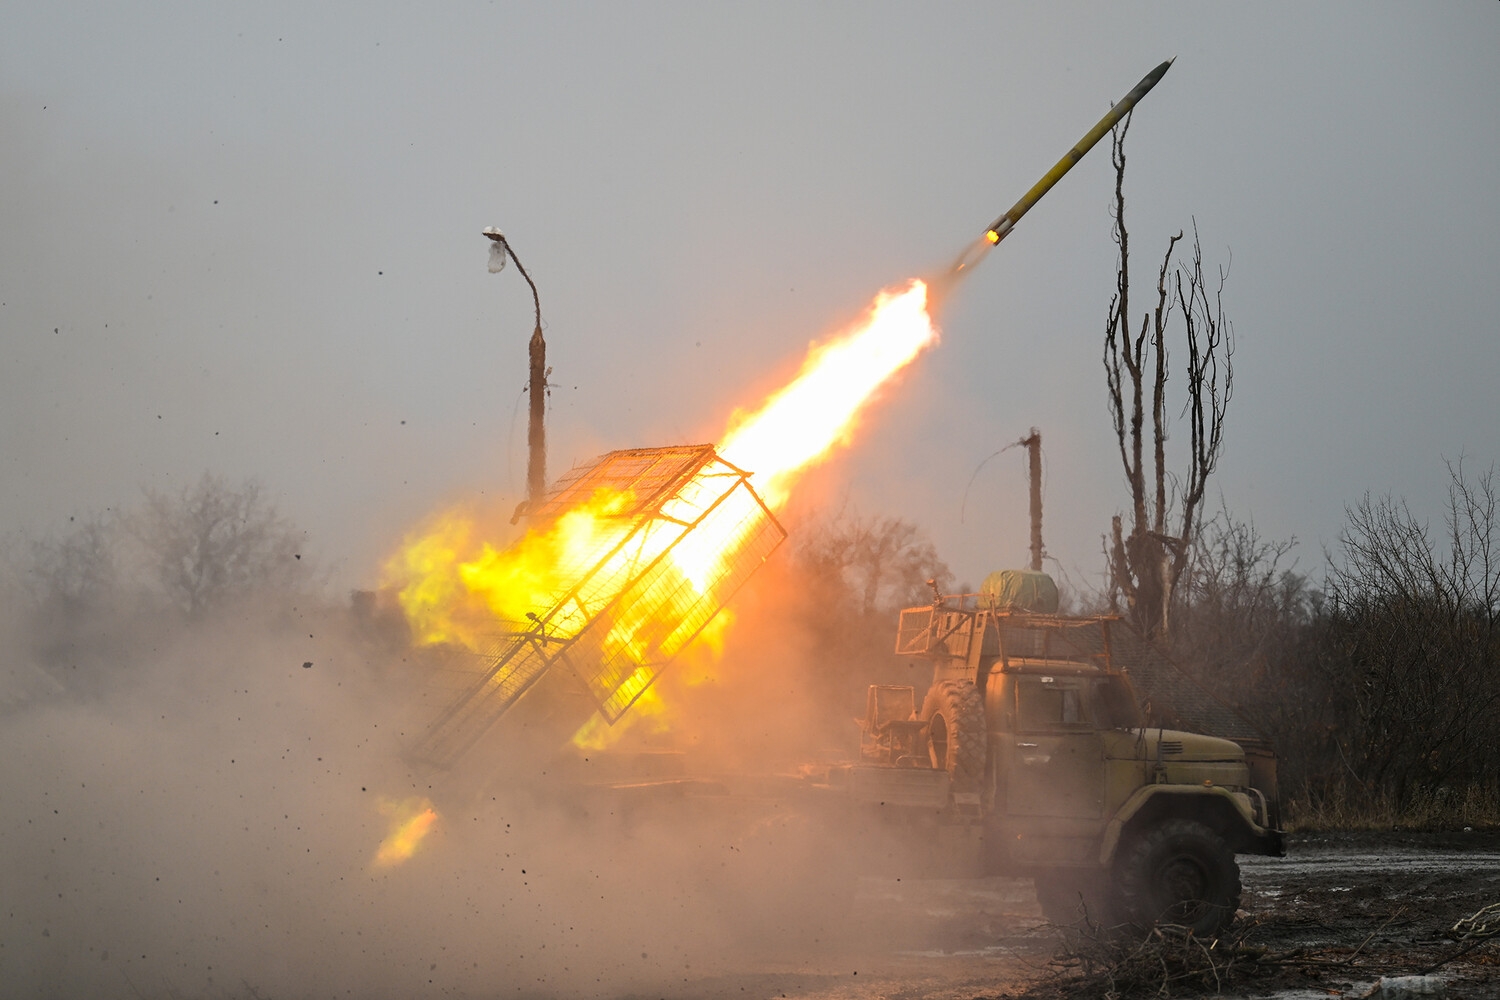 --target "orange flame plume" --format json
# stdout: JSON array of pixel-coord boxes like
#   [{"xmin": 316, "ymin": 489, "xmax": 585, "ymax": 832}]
[
  {"xmin": 720, "ymin": 280, "xmax": 936, "ymax": 508},
  {"xmin": 383, "ymin": 279, "xmax": 937, "ymax": 739},
  {"xmin": 372, "ymin": 796, "xmax": 439, "ymax": 868}
]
